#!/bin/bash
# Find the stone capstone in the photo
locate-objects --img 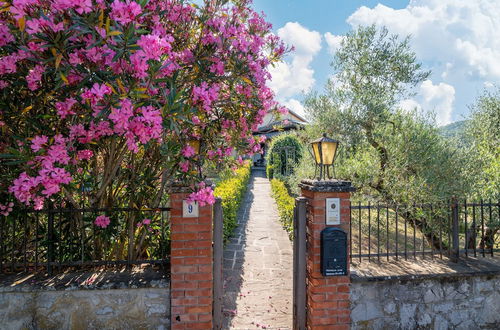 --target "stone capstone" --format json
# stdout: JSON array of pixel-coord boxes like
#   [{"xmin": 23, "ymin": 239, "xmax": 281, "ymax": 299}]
[{"xmin": 299, "ymin": 179, "xmax": 356, "ymax": 192}]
